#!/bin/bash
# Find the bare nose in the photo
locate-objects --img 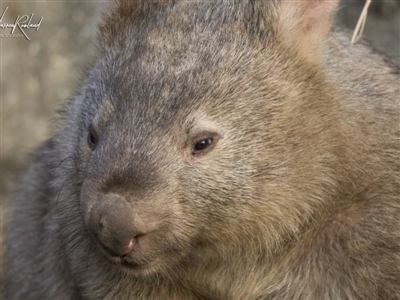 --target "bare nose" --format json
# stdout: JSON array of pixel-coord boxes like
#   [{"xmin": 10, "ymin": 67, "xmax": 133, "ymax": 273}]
[{"xmin": 86, "ymin": 193, "xmax": 142, "ymax": 257}]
